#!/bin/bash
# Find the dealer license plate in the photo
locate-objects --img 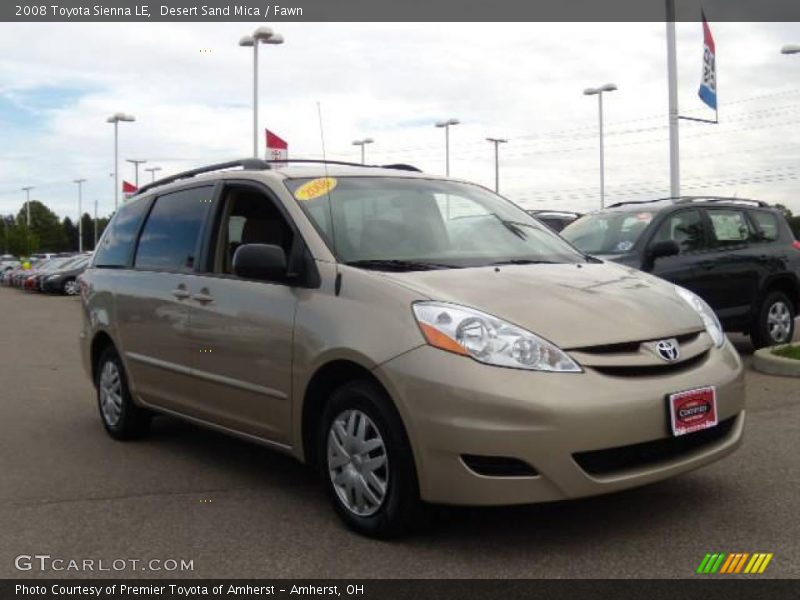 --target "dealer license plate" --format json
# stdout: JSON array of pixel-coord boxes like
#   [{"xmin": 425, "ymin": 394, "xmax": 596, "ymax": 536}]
[{"xmin": 668, "ymin": 386, "xmax": 718, "ymax": 437}]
